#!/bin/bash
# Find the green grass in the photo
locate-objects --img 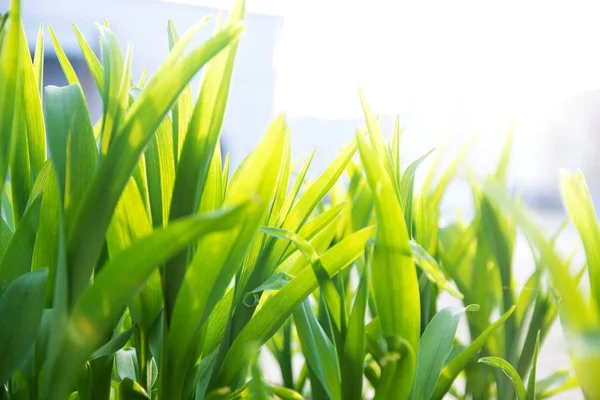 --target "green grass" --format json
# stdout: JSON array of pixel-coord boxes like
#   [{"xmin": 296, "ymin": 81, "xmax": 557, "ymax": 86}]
[{"xmin": 0, "ymin": 0, "xmax": 595, "ymax": 398}]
